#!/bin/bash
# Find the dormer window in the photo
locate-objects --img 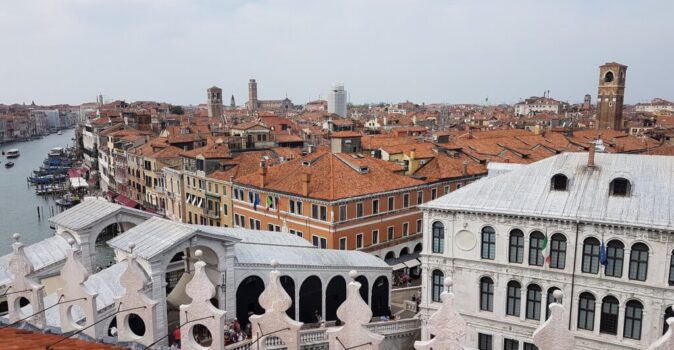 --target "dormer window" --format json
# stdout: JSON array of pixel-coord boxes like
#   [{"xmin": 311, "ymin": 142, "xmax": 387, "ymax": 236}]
[
  {"xmin": 610, "ymin": 178, "xmax": 631, "ymax": 196},
  {"xmin": 551, "ymin": 174, "xmax": 568, "ymax": 191}
]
